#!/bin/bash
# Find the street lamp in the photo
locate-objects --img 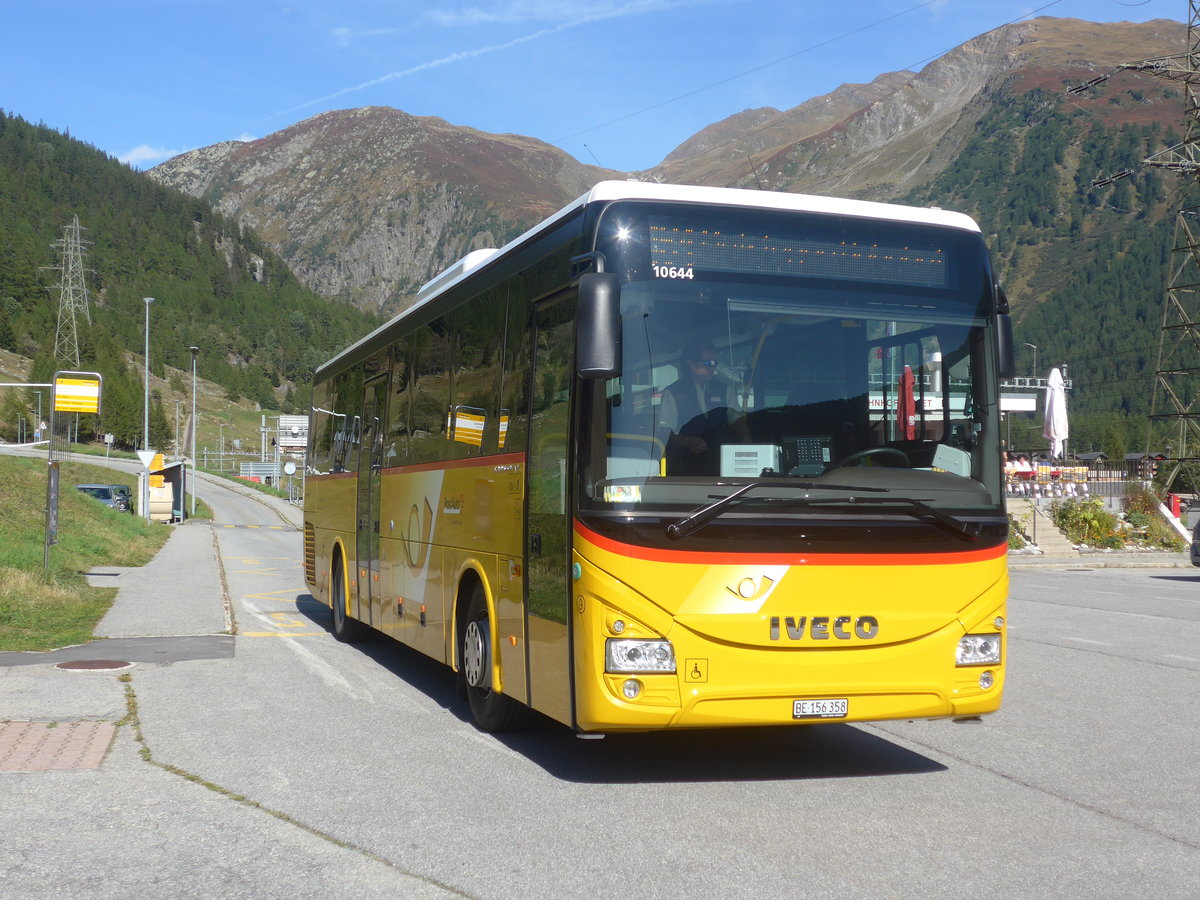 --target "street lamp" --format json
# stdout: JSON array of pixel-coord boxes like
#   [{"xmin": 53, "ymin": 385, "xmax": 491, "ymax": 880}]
[
  {"xmin": 143, "ymin": 297, "xmax": 154, "ymax": 450},
  {"xmin": 1023, "ymin": 342, "xmax": 1038, "ymax": 379},
  {"xmin": 142, "ymin": 296, "xmax": 155, "ymax": 523},
  {"xmin": 189, "ymin": 346, "xmax": 199, "ymax": 518}
]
